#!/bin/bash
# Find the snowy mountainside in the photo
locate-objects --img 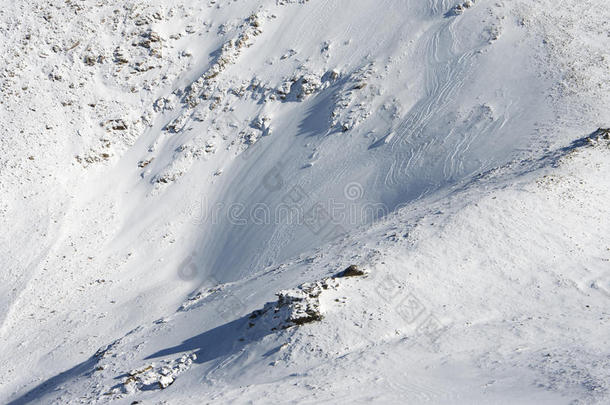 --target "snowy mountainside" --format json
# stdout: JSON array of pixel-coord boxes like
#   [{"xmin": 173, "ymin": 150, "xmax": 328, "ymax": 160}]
[
  {"xmin": 0, "ymin": 0, "xmax": 609, "ymax": 404},
  {"xmin": 10, "ymin": 130, "xmax": 610, "ymax": 405}
]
